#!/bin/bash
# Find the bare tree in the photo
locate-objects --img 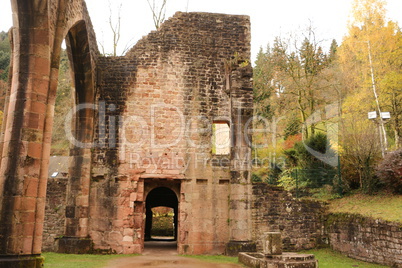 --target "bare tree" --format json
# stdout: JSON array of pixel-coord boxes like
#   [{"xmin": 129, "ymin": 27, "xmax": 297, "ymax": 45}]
[
  {"xmin": 147, "ymin": 0, "xmax": 167, "ymax": 30},
  {"xmin": 99, "ymin": 2, "xmax": 135, "ymax": 57},
  {"xmin": 109, "ymin": 3, "xmax": 122, "ymax": 56}
]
